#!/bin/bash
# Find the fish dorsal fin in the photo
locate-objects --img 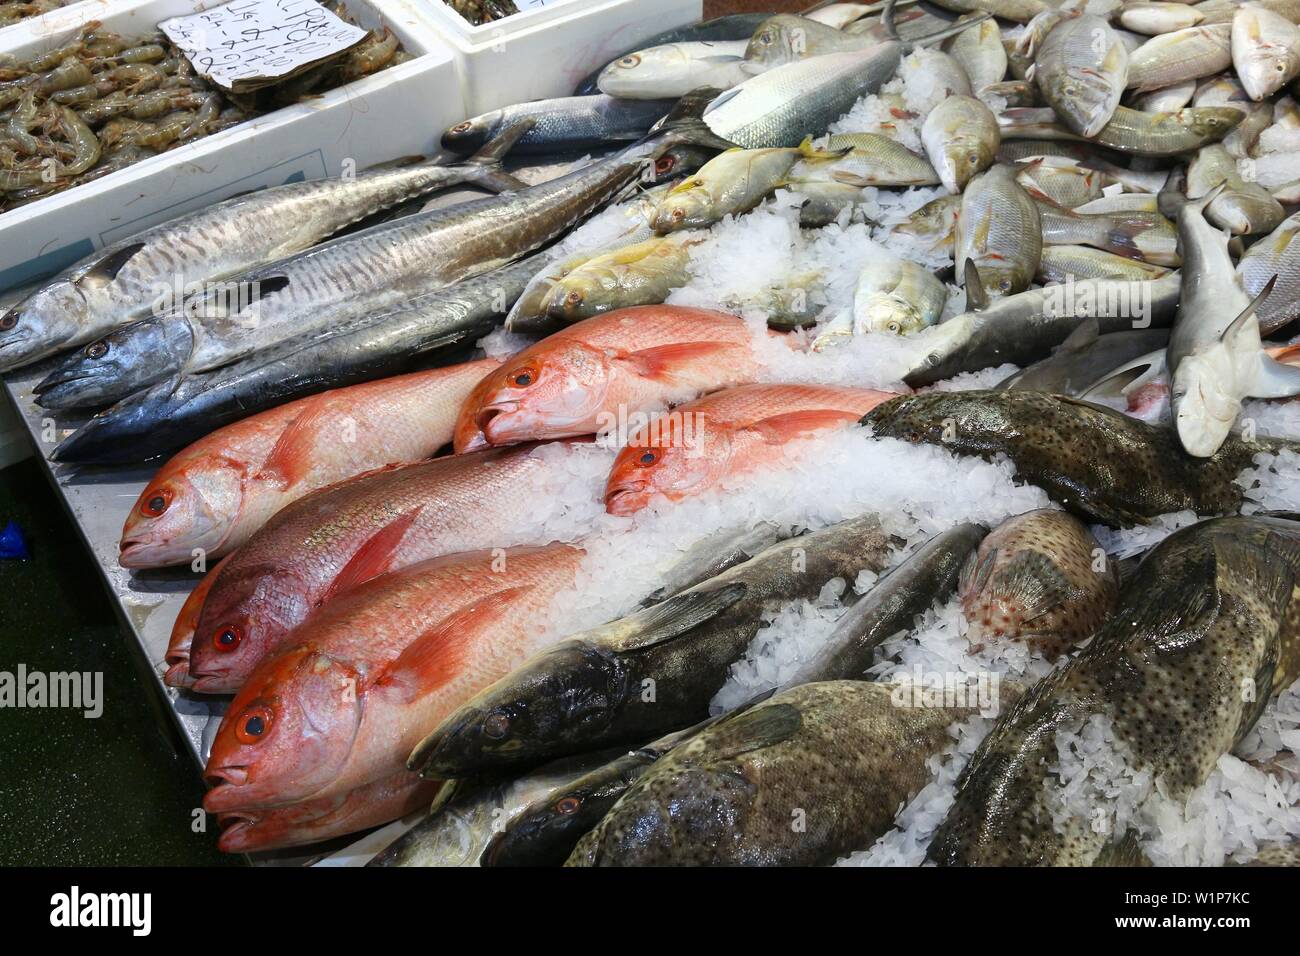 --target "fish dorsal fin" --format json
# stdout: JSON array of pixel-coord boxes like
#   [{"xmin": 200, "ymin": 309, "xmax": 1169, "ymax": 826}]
[
  {"xmin": 618, "ymin": 341, "xmax": 738, "ymax": 379},
  {"xmin": 1056, "ymin": 317, "xmax": 1101, "ymax": 355},
  {"xmin": 1222, "ymin": 274, "xmax": 1276, "ymax": 345},
  {"xmin": 1077, "ymin": 349, "xmax": 1165, "ymax": 401},
  {"xmin": 603, "ymin": 583, "xmax": 747, "ymax": 653},
  {"xmin": 464, "ymin": 118, "xmax": 536, "ymax": 166},
  {"xmin": 703, "ymin": 86, "xmax": 743, "ymax": 117},
  {"xmin": 318, "ymin": 505, "xmax": 425, "ymax": 607},
  {"xmin": 689, "ymin": 701, "xmax": 803, "ymax": 759},
  {"xmin": 255, "ymin": 395, "xmax": 337, "ymax": 489},
  {"xmin": 963, "ymin": 261, "xmax": 990, "ymax": 311},
  {"xmin": 747, "ymin": 409, "xmax": 861, "ymax": 443},
  {"xmin": 75, "ymin": 241, "xmax": 147, "ymax": 290},
  {"xmin": 378, "ymin": 589, "xmax": 528, "ymax": 702}
]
